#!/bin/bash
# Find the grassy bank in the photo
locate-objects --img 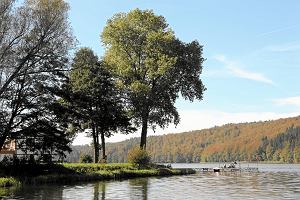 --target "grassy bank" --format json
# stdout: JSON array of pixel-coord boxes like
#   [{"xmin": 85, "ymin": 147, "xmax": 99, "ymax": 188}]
[
  {"xmin": 0, "ymin": 163, "xmax": 195, "ymax": 187},
  {"xmin": 0, "ymin": 178, "xmax": 19, "ymax": 187}
]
